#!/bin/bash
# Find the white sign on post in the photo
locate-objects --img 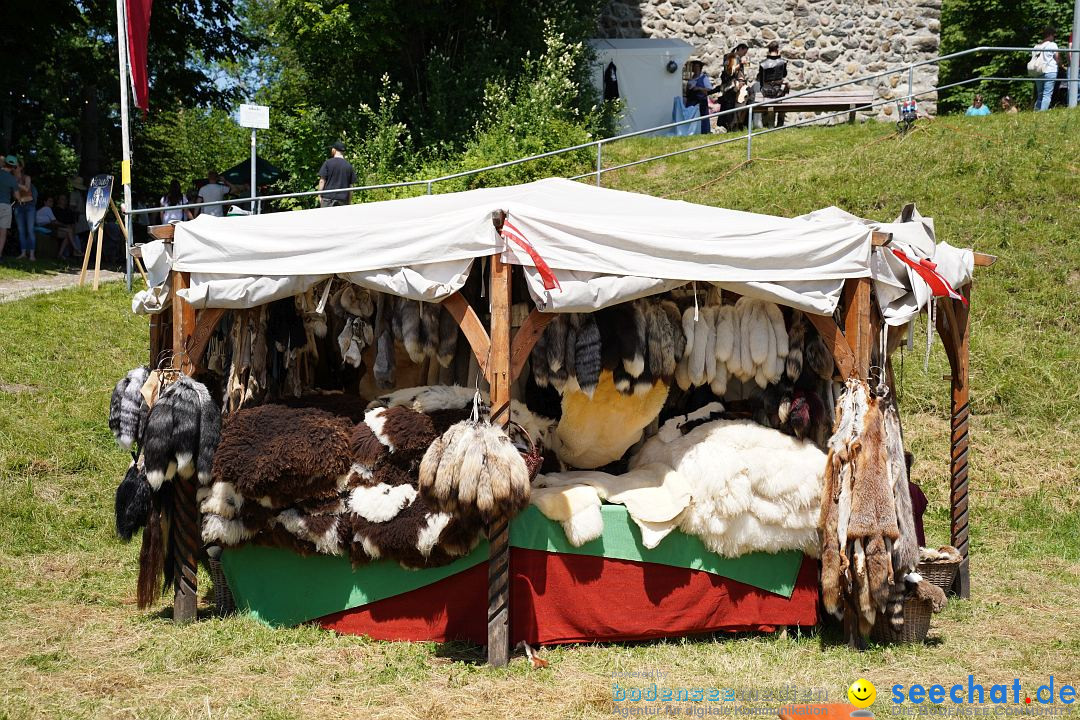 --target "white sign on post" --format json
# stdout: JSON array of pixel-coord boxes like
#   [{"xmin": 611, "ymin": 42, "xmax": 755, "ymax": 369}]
[{"xmin": 239, "ymin": 103, "xmax": 270, "ymax": 129}]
